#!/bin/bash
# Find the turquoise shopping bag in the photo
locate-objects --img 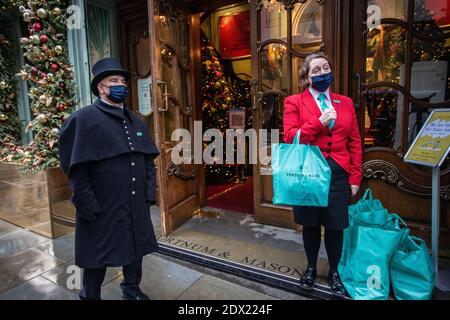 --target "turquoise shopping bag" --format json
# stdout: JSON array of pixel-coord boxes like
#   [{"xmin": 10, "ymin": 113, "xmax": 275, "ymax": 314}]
[
  {"xmin": 272, "ymin": 131, "xmax": 331, "ymax": 207},
  {"xmin": 348, "ymin": 189, "xmax": 386, "ymax": 225},
  {"xmin": 390, "ymin": 236, "xmax": 435, "ymax": 300},
  {"xmin": 339, "ymin": 213, "xmax": 408, "ymax": 300}
]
